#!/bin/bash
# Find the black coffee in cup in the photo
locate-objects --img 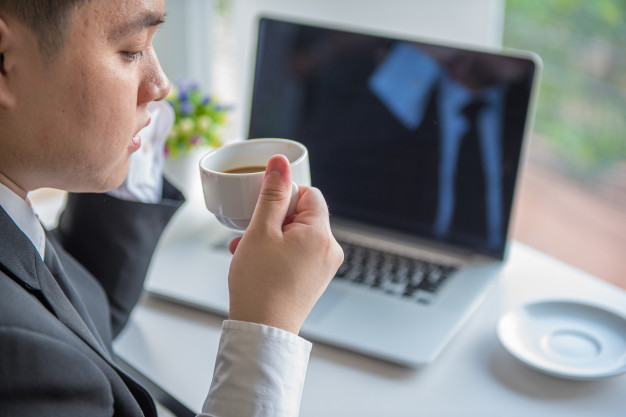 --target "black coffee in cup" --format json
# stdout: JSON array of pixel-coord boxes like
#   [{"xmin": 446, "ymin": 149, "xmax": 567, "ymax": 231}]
[{"xmin": 223, "ymin": 165, "xmax": 266, "ymax": 174}]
